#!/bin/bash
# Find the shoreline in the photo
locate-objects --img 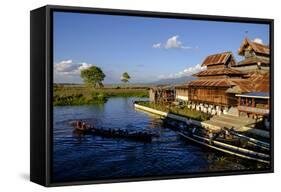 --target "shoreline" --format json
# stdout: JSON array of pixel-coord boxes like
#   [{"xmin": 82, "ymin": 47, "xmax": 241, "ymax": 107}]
[
  {"xmin": 134, "ymin": 102, "xmax": 203, "ymax": 126},
  {"xmin": 134, "ymin": 102, "xmax": 269, "ymax": 138},
  {"xmin": 53, "ymin": 86, "xmax": 149, "ymax": 106}
]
